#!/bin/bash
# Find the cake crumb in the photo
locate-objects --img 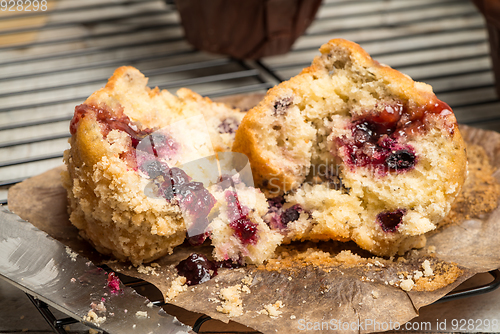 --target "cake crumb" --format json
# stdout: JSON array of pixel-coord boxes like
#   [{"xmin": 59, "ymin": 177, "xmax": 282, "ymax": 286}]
[
  {"xmin": 91, "ymin": 302, "xmax": 106, "ymax": 313},
  {"xmin": 413, "ymin": 270, "xmax": 423, "ymax": 280},
  {"xmin": 135, "ymin": 311, "xmax": 148, "ymax": 319},
  {"xmin": 146, "ymin": 302, "xmax": 154, "ymax": 308},
  {"xmin": 65, "ymin": 246, "xmax": 78, "ymax": 262},
  {"xmin": 241, "ymin": 285, "xmax": 251, "ymax": 294},
  {"xmin": 290, "ymin": 315, "xmax": 296, "ymax": 320},
  {"xmin": 166, "ymin": 276, "xmax": 187, "ymax": 301},
  {"xmin": 371, "ymin": 290, "xmax": 379, "ymax": 299},
  {"xmin": 261, "ymin": 301, "xmax": 284, "ymax": 318},
  {"xmin": 427, "ymin": 246, "xmax": 436, "ymax": 254},
  {"xmin": 216, "ymin": 285, "xmax": 243, "ymax": 317},
  {"xmin": 400, "ymin": 279, "xmax": 415, "ymax": 292},
  {"xmin": 241, "ymin": 275, "xmax": 253, "ymax": 286},
  {"xmin": 422, "ymin": 260, "xmax": 434, "ymax": 277},
  {"xmin": 137, "ymin": 265, "xmax": 160, "ymax": 276},
  {"xmin": 83, "ymin": 310, "xmax": 106, "ymax": 326}
]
